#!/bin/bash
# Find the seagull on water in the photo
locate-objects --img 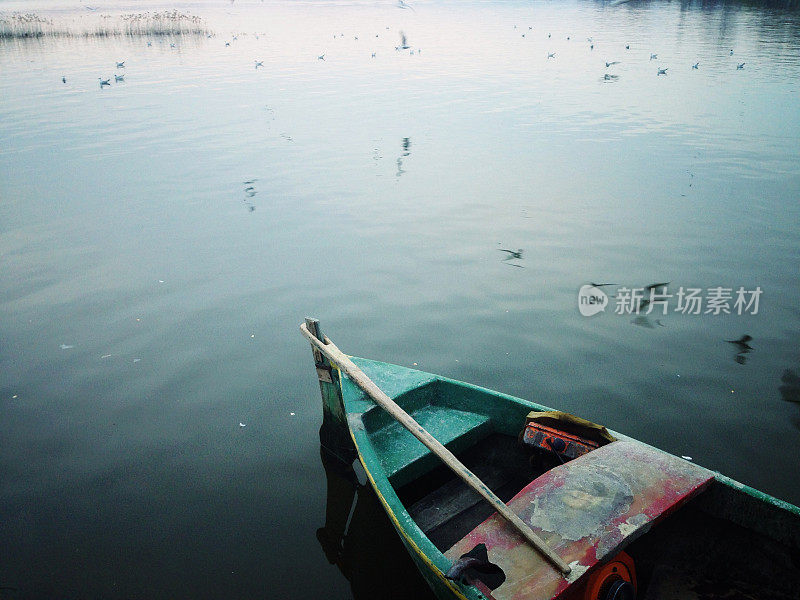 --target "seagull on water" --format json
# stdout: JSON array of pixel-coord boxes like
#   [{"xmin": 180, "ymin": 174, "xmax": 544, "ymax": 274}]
[
  {"xmin": 318, "ymin": 53, "xmax": 325, "ymax": 60},
  {"xmin": 114, "ymin": 74, "xmax": 124, "ymax": 82},
  {"xmin": 255, "ymin": 60, "xmax": 263, "ymax": 67},
  {"xmin": 547, "ymin": 52, "xmax": 555, "ymax": 59},
  {"xmin": 397, "ymin": 0, "xmax": 415, "ymax": 10},
  {"xmin": 605, "ymin": 61, "xmax": 619, "ymax": 67},
  {"xmin": 62, "ymin": 76, "xmax": 66, "ymax": 83},
  {"xmin": 99, "ymin": 77, "xmax": 110, "ymax": 86},
  {"xmin": 692, "ymin": 62, "xmax": 699, "ymax": 69},
  {"xmin": 116, "ymin": 61, "xmax": 125, "ymax": 68},
  {"xmin": 657, "ymin": 67, "xmax": 668, "ymax": 75},
  {"xmin": 737, "ymin": 62, "xmax": 745, "ymax": 69},
  {"xmin": 650, "ymin": 53, "xmax": 657, "ymax": 60}
]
